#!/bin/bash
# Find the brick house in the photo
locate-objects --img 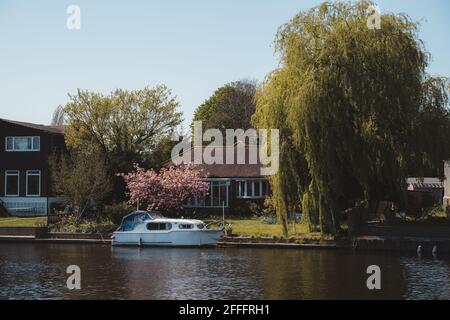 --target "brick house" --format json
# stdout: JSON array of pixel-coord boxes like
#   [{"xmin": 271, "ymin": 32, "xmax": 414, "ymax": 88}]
[
  {"xmin": 0, "ymin": 118, "xmax": 65, "ymax": 216},
  {"xmin": 180, "ymin": 145, "xmax": 270, "ymax": 215}
]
